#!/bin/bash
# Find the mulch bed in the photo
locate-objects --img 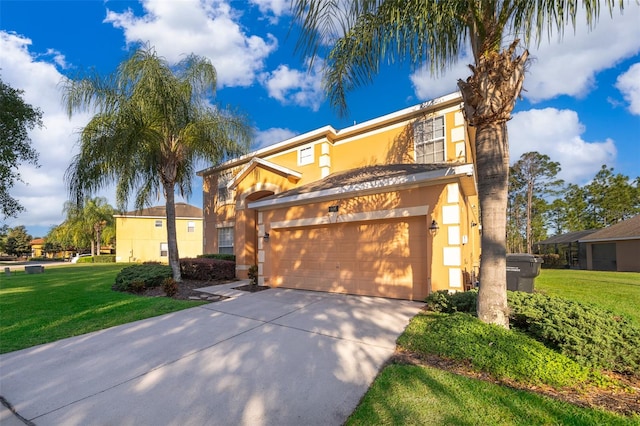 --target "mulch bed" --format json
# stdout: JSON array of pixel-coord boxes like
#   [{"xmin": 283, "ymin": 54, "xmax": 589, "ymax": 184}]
[
  {"xmin": 389, "ymin": 350, "xmax": 640, "ymax": 417},
  {"xmin": 140, "ymin": 278, "xmax": 269, "ymax": 300}
]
